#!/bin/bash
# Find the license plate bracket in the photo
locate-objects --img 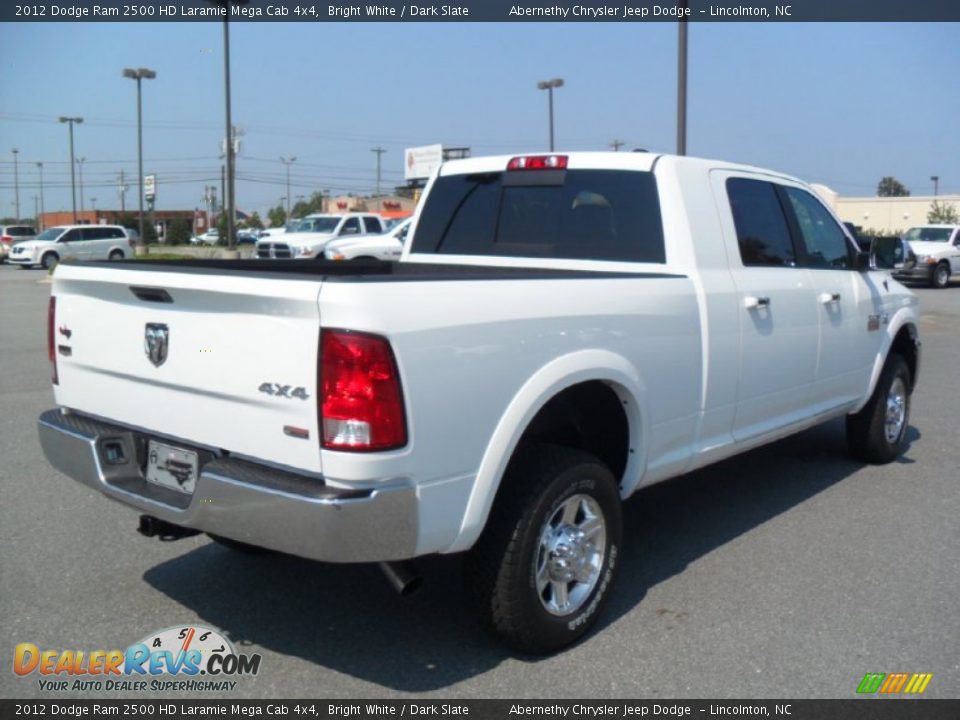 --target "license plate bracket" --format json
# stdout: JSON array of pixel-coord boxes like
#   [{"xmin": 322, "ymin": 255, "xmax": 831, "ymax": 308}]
[{"xmin": 145, "ymin": 441, "xmax": 199, "ymax": 495}]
